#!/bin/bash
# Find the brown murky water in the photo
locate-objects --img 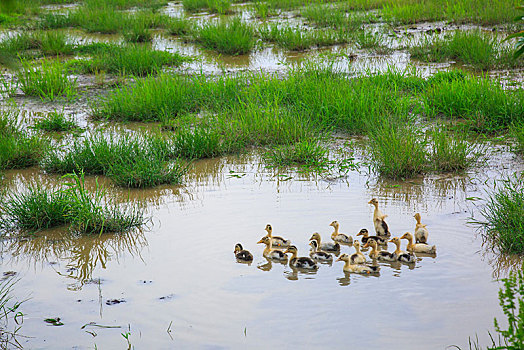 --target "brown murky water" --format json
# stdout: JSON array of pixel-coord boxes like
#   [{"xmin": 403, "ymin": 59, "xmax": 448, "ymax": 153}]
[{"xmin": 1, "ymin": 145, "xmax": 523, "ymax": 349}]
